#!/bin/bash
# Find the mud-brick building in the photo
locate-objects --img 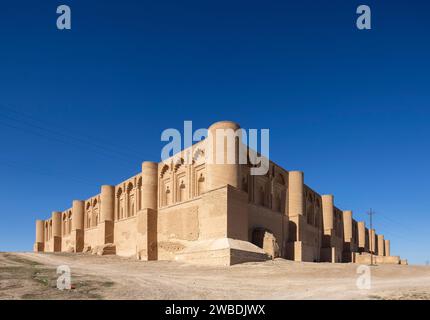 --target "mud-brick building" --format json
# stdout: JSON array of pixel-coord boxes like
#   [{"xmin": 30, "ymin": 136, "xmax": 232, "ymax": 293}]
[{"xmin": 33, "ymin": 121, "xmax": 404, "ymax": 265}]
